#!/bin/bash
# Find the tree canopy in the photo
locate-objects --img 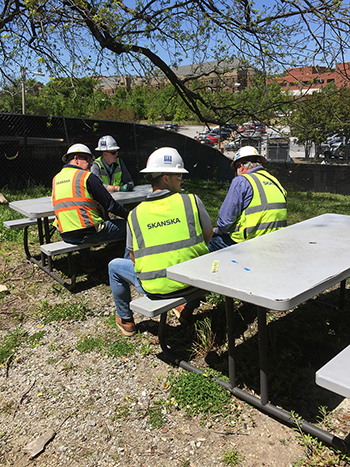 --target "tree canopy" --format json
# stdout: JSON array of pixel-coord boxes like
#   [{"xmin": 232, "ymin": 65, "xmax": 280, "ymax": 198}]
[{"xmin": 0, "ymin": 0, "xmax": 349, "ymax": 124}]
